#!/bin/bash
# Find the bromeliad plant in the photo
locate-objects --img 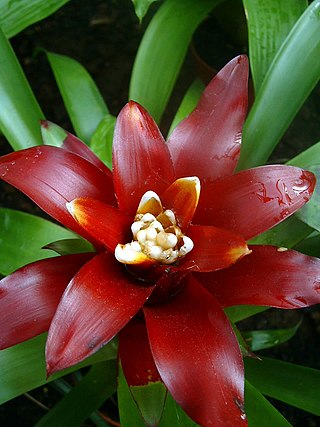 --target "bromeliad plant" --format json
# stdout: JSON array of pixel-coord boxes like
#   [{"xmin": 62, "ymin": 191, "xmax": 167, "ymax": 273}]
[
  {"xmin": 0, "ymin": 55, "xmax": 320, "ymax": 426},
  {"xmin": 0, "ymin": 0, "xmax": 320, "ymax": 426}
]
